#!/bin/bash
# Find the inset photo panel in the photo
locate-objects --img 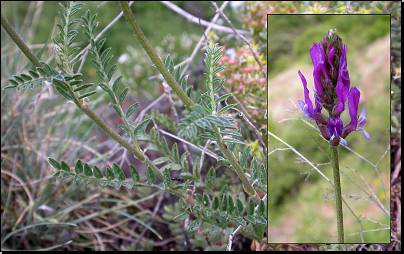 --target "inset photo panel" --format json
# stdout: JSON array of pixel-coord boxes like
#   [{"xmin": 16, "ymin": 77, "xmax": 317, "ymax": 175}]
[{"xmin": 266, "ymin": 14, "xmax": 390, "ymax": 244}]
